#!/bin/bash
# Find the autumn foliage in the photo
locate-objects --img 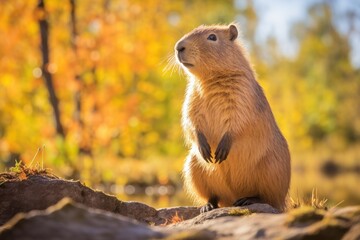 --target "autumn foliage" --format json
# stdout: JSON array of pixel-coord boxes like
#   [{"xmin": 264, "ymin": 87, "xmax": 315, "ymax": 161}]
[{"xmin": 0, "ymin": 1, "xmax": 359, "ymax": 206}]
